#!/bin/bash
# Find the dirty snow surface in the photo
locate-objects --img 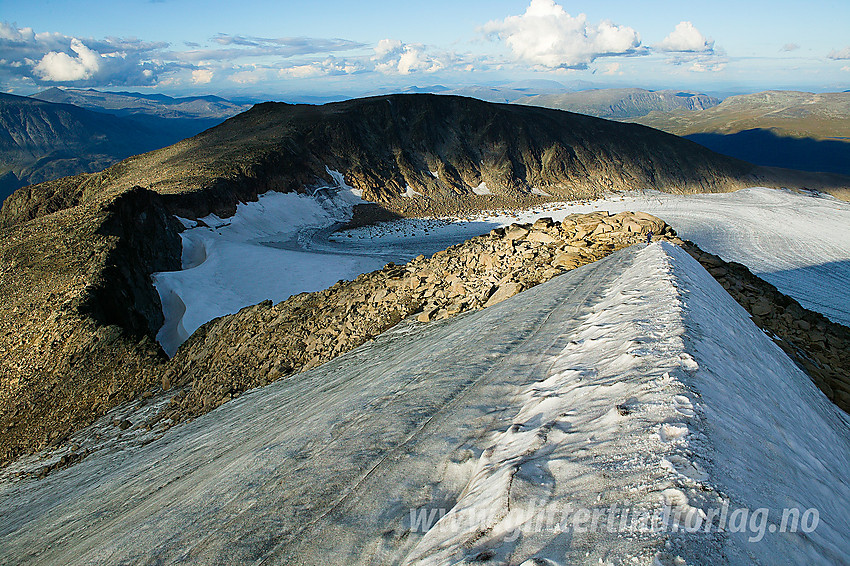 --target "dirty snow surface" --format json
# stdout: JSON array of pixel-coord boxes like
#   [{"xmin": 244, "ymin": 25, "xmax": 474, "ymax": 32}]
[{"xmin": 3, "ymin": 243, "xmax": 849, "ymax": 565}]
